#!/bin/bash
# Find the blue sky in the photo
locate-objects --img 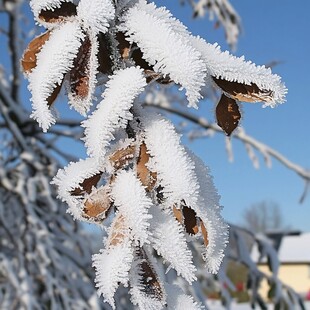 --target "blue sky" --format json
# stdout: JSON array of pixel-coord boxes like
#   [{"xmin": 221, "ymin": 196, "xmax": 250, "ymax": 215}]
[
  {"xmin": 2, "ymin": 1, "xmax": 309, "ymax": 232},
  {"xmin": 155, "ymin": 0, "xmax": 310, "ymax": 231}
]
